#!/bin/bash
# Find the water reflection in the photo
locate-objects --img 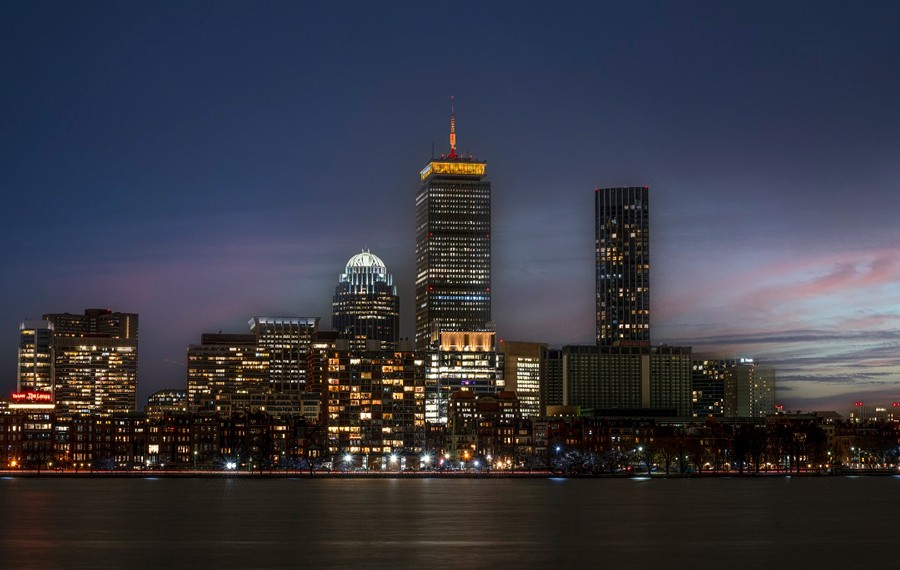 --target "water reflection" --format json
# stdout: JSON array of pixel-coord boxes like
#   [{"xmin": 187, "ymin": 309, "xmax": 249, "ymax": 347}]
[{"xmin": 0, "ymin": 477, "xmax": 897, "ymax": 569}]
